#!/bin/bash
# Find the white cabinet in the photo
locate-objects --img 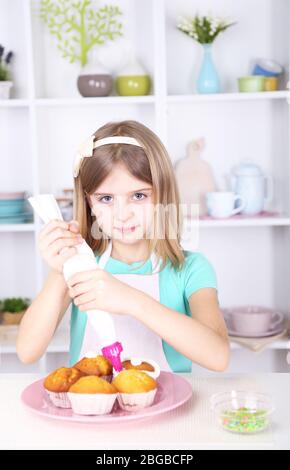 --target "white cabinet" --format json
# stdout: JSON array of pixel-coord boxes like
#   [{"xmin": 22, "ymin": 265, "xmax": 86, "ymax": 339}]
[{"xmin": 0, "ymin": 0, "xmax": 289, "ymax": 373}]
